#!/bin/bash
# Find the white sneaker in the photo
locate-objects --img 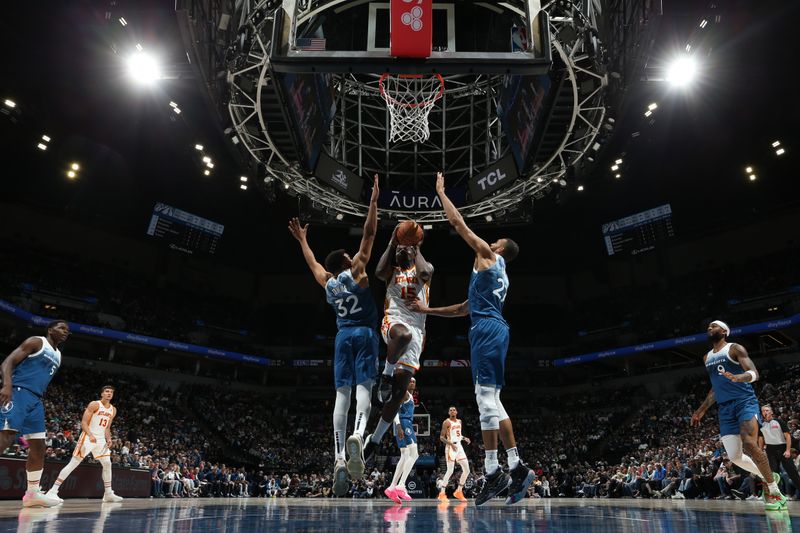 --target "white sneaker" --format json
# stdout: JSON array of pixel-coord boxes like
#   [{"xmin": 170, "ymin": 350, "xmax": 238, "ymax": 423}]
[
  {"xmin": 22, "ymin": 491, "xmax": 62, "ymax": 508},
  {"xmin": 45, "ymin": 491, "xmax": 64, "ymax": 504},
  {"xmin": 103, "ymin": 491, "xmax": 124, "ymax": 503}
]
